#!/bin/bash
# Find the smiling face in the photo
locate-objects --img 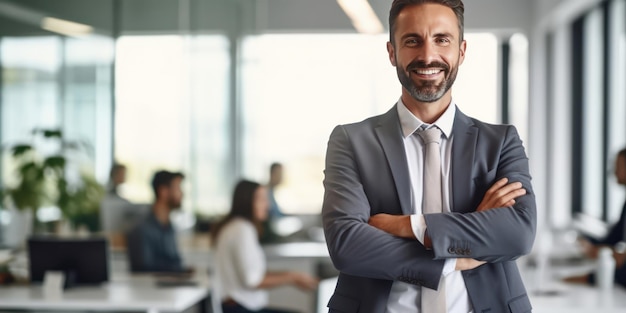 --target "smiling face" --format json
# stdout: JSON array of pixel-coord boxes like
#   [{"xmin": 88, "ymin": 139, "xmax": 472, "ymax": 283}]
[{"xmin": 387, "ymin": 3, "xmax": 466, "ymax": 104}]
